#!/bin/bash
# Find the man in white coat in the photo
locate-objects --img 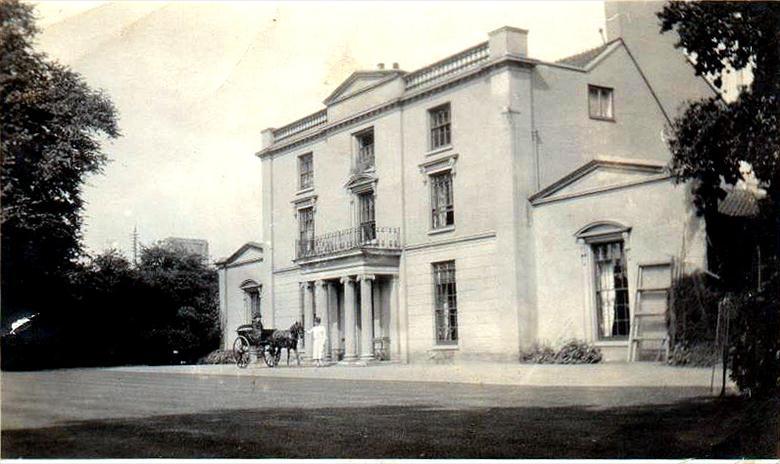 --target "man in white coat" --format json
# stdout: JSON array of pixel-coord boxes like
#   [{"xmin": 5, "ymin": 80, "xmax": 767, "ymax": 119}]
[{"xmin": 306, "ymin": 316, "xmax": 327, "ymax": 367}]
